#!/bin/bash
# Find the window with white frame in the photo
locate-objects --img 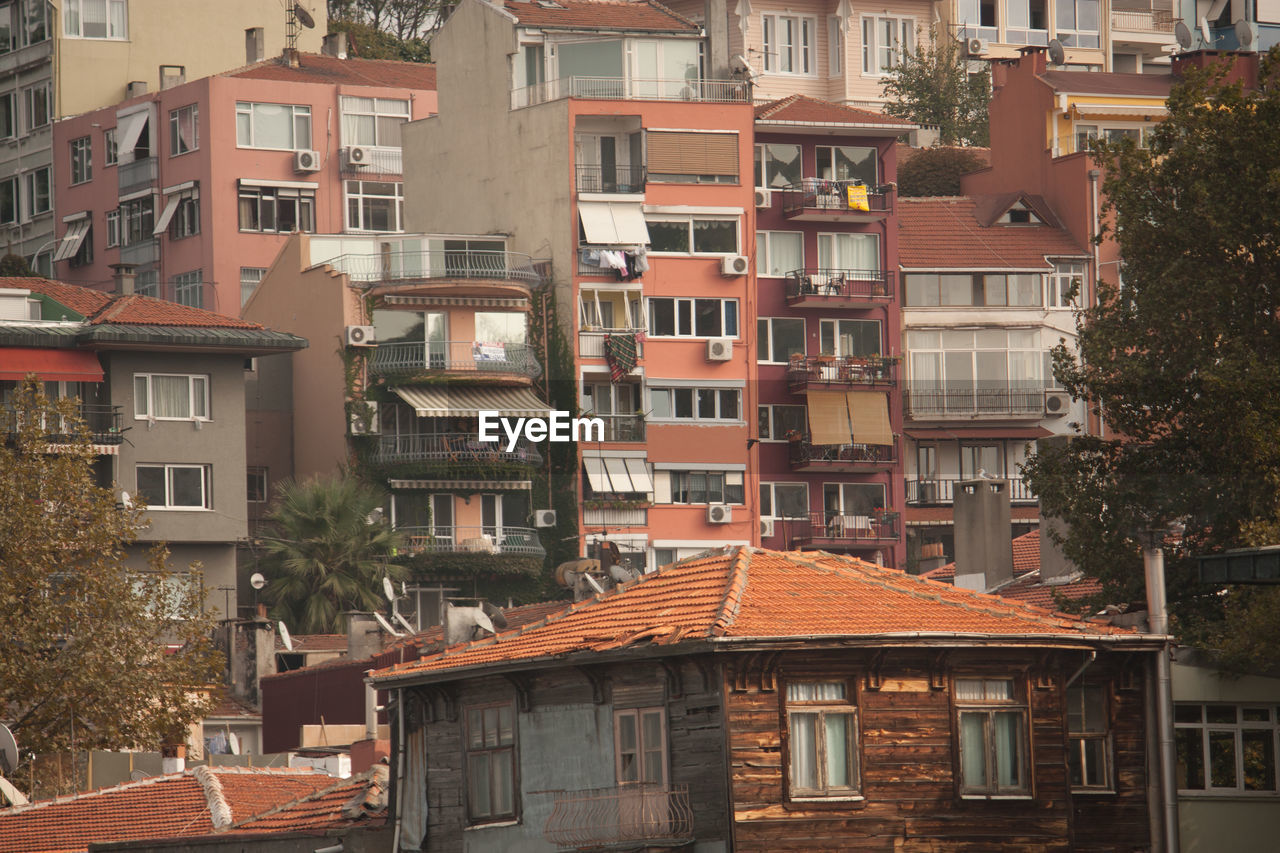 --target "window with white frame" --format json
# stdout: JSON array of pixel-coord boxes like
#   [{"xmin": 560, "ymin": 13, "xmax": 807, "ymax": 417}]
[
  {"xmin": 757, "ymin": 317, "xmax": 805, "ymax": 362},
  {"xmin": 615, "ymin": 708, "xmax": 667, "ymax": 785},
  {"xmin": 786, "ymin": 682, "xmax": 860, "ymax": 798},
  {"xmin": 119, "ymin": 196, "xmax": 153, "ymax": 246},
  {"xmin": 1056, "ymin": 0, "xmax": 1100, "ymax": 48},
  {"xmin": 169, "ymin": 104, "xmax": 198, "ymax": 156},
  {"xmin": 820, "ymin": 318, "xmax": 880, "ymax": 357},
  {"xmin": 340, "ymin": 96, "xmax": 410, "ymax": 147},
  {"xmin": 105, "ymin": 209, "xmax": 120, "ymax": 247},
  {"xmin": 0, "ymin": 177, "xmax": 14, "ymax": 224},
  {"xmin": 828, "ymin": 16, "xmax": 843, "ymax": 76},
  {"xmin": 955, "ymin": 678, "xmax": 1030, "ymax": 796},
  {"xmin": 861, "ymin": 16, "xmax": 914, "ymax": 76},
  {"xmin": 667, "ymin": 470, "xmax": 745, "ymax": 504},
  {"xmin": 754, "ymin": 143, "xmax": 801, "ymax": 189},
  {"xmin": 240, "ymin": 267, "xmax": 267, "ymax": 307},
  {"xmin": 907, "ymin": 329, "xmax": 1043, "ymax": 394},
  {"xmin": 235, "ymin": 102, "xmax": 312, "ymax": 150},
  {"xmin": 760, "ymin": 481, "xmax": 809, "ymax": 518},
  {"xmin": 0, "ymin": 92, "xmax": 15, "ymax": 139},
  {"xmin": 23, "ymin": 83, "xmax": 49, "ymax": 132},
  {"xmin": 815, "ymin": 145, "xmax": 877, "ymax": 186},
  {"xmin": 1007, "ymin": 0, "xmax": 1049, "ymax": 45},
  {"xmin": 817, "ymin": 232, "xmax": 879, "ymax": 273},
  {"xmin": 905, "ymin": 273, "xmax": 1043, "ymax": 306},
  {"xmin": 647, "ymin": 297, "xmax": 738, "ymax": 338},
  {"xmin": 757, "ymin": 404, "xmax": 806, "ymax": 441},
  {"xmin": 756, "ymin": 231, "xmax": 803, "ymax": 277},
  {"xmin": 135, "ymin": 463, "xmax": 210, "ymax": 510},
  {"xmin": 824, "ymin": 482, "xmax": 885, "ymax": 516},
  {"xmin": 169, "ymin": 191, "xmax": 200, "ymax": 240},
  {"xmin": 762, "ymin": 13, "xmax": 815, "ymax": 74},
  {"xmin": 0, "ymin": 3, "xmax": 13, "ymax": 54},
  {"xmin": 646, "ymin": 216, "xmax": 738, "ymax": 254},
  {"xmin": 103, "ymin": 127, "xmax": 117, "ymax": 165},
  {"xmin": 1067, "ymin": 684, "xmax": 1112, "ymax": 791},
  {"xmin": 958, "ymin": 0, "xmax": 998, "ymax": 40},
  {"xmin": 63, "ymin": 0, "xmax": 127, "ymax": 38},
  {"xmin": 649, "ymin": 386, "xmax": 741, "ymax": 422},
  {"xmin": 345, "ymin": 180, "xmax": 403, "ymax": 232},
  {"xmin": 1048, "ymin": 260, "xmax": 1085, "ymax": 307},
  {"xmin": 465, "ymin": 702, "xmax": 517, "ymax": 823},
  {"xmin": 1176, "ymin": 703, "xmax": 1280, "ymax": 793},
  {"xmin": 238, "ymin": 184, "xmax": 315, "ymax": 233},
  {"xmin": 70, "ymin": 136, "xmax": 92, "ymax": 184},
  {"xmin": 173, "ymin": 270, "xmax": 203, "ymax": 309},
  {"xmin": 23, "ymin": 167, "xmax": 50, "ymax": 219},
  {"xmin": 133, "ymin": 373, "xmax": 209, "ymax": 421}
]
